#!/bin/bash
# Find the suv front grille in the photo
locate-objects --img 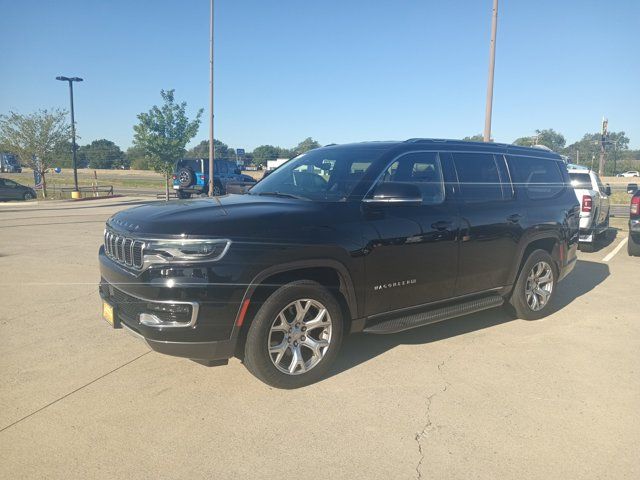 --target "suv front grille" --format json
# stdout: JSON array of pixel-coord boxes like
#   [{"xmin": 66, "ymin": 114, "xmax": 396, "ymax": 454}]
[{"xmin": 104, "ymin": 229, "xmax": 144, "ymax": 269}]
